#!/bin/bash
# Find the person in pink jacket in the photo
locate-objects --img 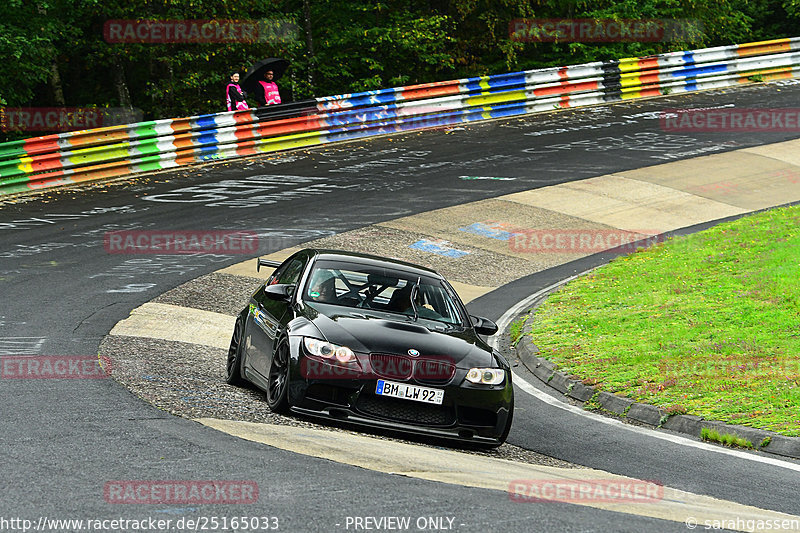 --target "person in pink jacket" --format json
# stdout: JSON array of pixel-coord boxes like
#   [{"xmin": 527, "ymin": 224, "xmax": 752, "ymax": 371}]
[
  {"xmin": 226, "ymin": 73, "xmax": 249, "ymax": 111},
  {"xmin": 256, "ymin": 70, "xmax": 282, "ymax": 106}
]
